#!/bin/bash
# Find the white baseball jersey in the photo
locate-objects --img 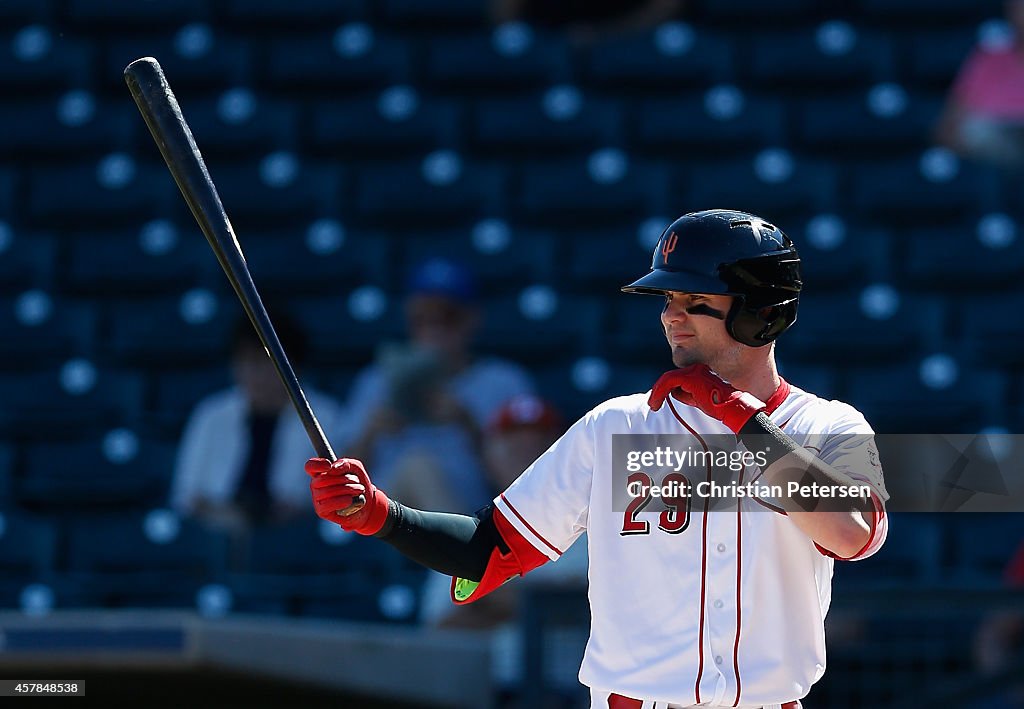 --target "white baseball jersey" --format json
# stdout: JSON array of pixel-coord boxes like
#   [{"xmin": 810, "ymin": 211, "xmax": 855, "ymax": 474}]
[{"xmin": 493, "ymin": 380, "xmax": 889, "ymax": 708}]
